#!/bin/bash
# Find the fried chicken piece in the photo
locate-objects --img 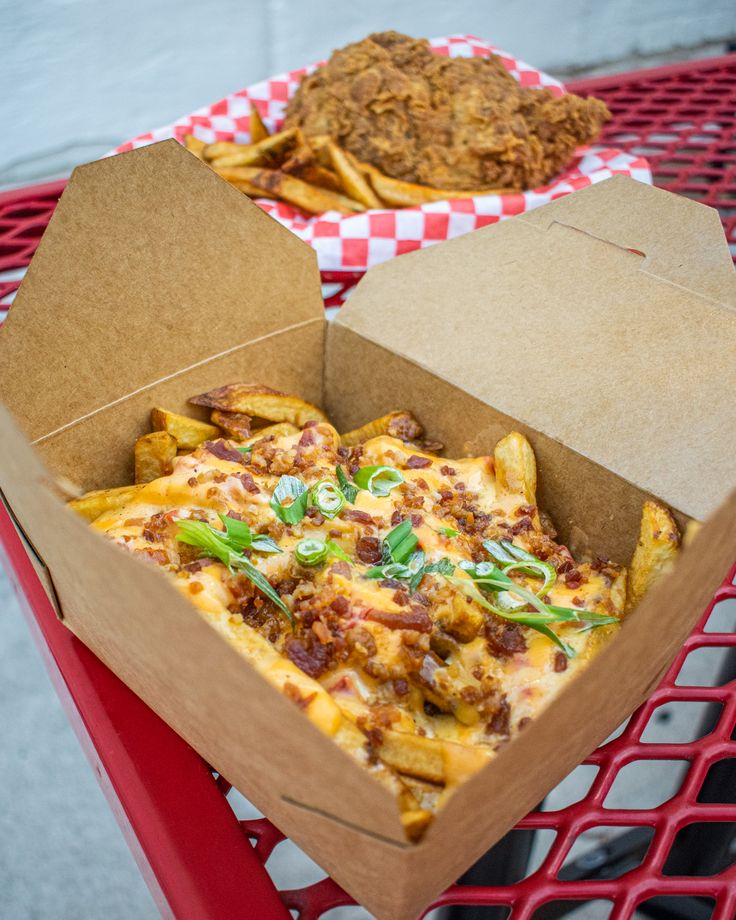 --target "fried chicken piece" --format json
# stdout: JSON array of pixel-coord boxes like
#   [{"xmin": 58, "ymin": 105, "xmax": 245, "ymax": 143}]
[{"xmin": 285, "ymin": 31, "xmax": 611, "ymax": 192}]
